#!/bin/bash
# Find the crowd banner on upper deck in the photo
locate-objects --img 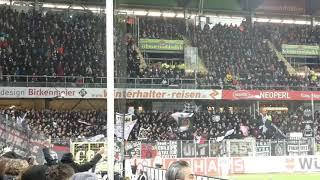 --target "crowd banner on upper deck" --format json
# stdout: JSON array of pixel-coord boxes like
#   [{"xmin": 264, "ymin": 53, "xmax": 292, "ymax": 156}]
[
  {"xmin": 256, "ymin": 0, "xmax": 306, "ymax": 14},
  {"xmin": 282, "ymin": 44, "xmax": 319, "ymax": 57},
  {"xmin": 139, "ymin": 38, "xmax": 184, "ymax": 51}
]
